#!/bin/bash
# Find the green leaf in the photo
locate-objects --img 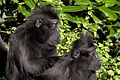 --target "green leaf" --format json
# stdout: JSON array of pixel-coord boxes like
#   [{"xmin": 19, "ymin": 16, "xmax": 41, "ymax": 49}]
[
  {"xmin": 100, "ymin": 72, "xmax": 107, "ymax": 80},
  {"xmin": 117, "ymin": 70, "xmax": 120, "ymax": 74},
  {"xmin": 62, "ymin": 6, "xmax": 87, "ymax": 12},
  {"xmin": 24, "ymin": 11, "xmax": 31, "ymax": 17},
  {"xmin": 75, "ymin": 0, "xmax": 90, "ymax": 5},
  {"xmin": 103, "ymin": 0, "xmax": 118, "ymax": 3},
  {"xmin": 108, "ymin": 70, "xmax": 114, "ymax": 76},
  {"xmin": 91, "ymin": 14, "xmax": 102, "ymax": 24},
  {"xmin": 65, "ymin": 13, "xmax": 84, "ymax": 24},
  {"xmin": 98, "ymin": 6, "xmax": 117, "ymax": 21},
  {"xmin": 25, "ymin": 0, "xmax": 35, "ymax": 10},
  {"xmin": 98, "ymin": 43, "xmax": 104, "ymax": 47},
  {"xmin": 34, "ymin": 0, "xmax": 38, "ymax": 3},
  {"xmin": 19, "ymin": 2, "xmax": 24, "ymax": 5},
  {"xmin": 110, "ymin": 28, "xmax": 116, "ymax": 37},
  {"xmin": 105, "ymin": 3, "xmax": 116, "ymax": 7},
  {"xmin": 117, "ymin": 56, "xmax": 120, "ymax": 61},
  {"xmin": 113, "ymin": 75, "xmax": 120, "ymax": 80},
  {"xmin": 12, "ymin": 0, "xmax": 18, "ymax": 3},
  {"xmin": 109, "ymin": 6, "xmax": 120, "ymax": 13},
  {"xmin": 17, "ymin": 5, "xmax": 30, "ymax": 17},
  {"xmin": 42, "ymin": 0, "xmax": 53, "ymax": 2},
  {"xmin": 17, "ymin": 5, "xmax": 24, "ymax": 13}
]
